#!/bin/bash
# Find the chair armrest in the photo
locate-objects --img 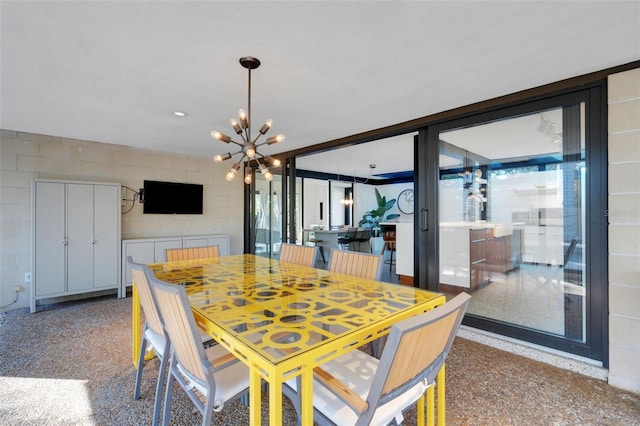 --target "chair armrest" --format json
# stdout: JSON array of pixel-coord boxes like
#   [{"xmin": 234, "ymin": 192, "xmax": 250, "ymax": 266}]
[{"xmin": 313, "ymin": 366, "xmax": 369, "ymax": 415}]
